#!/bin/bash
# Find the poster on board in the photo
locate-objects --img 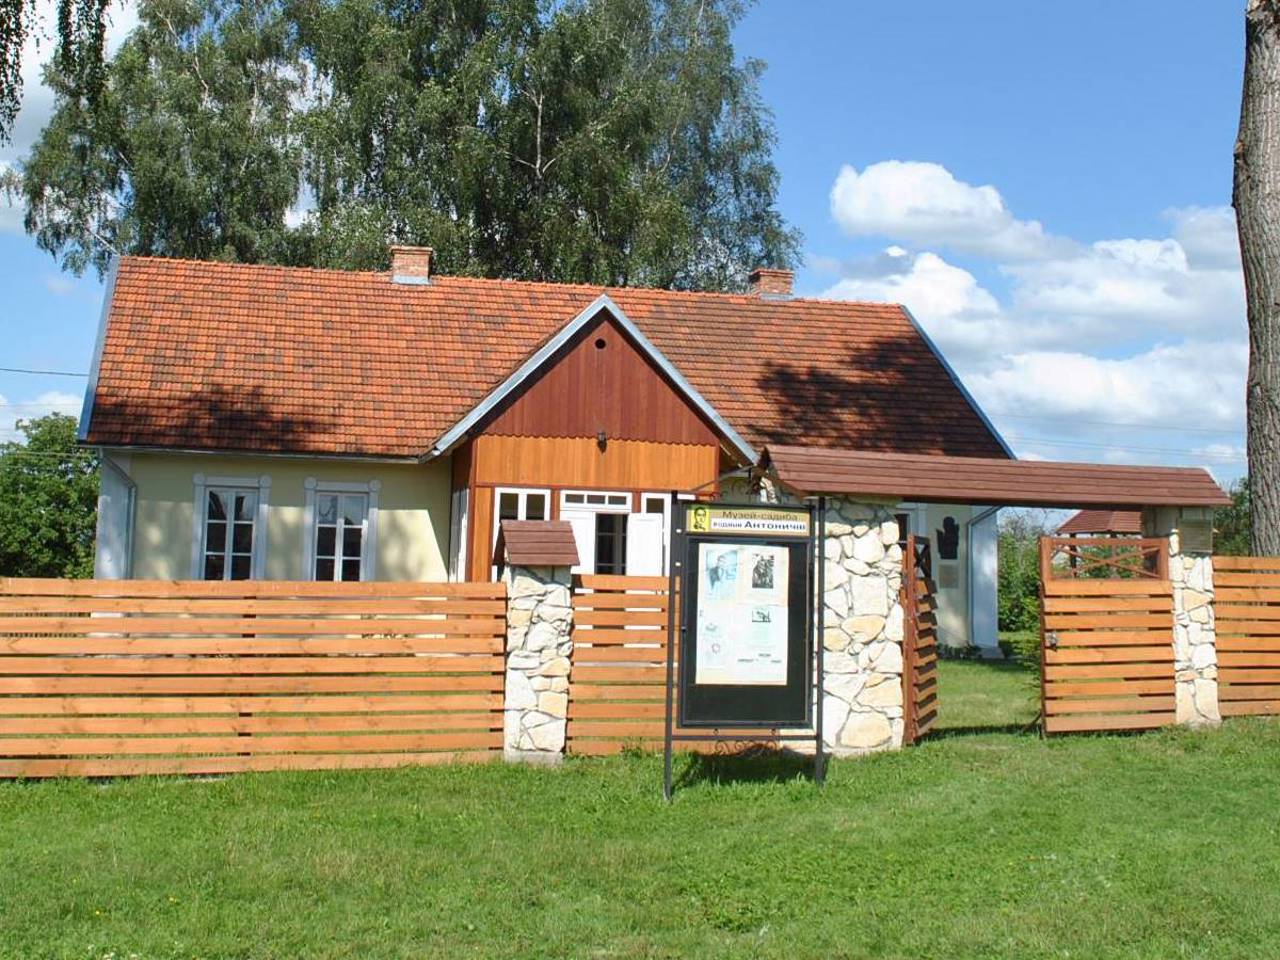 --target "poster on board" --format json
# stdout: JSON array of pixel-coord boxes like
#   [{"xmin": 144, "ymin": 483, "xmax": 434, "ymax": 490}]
[{"xmin": 694, "ymin": 542, "xmax": 790, "ymax": 685}]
